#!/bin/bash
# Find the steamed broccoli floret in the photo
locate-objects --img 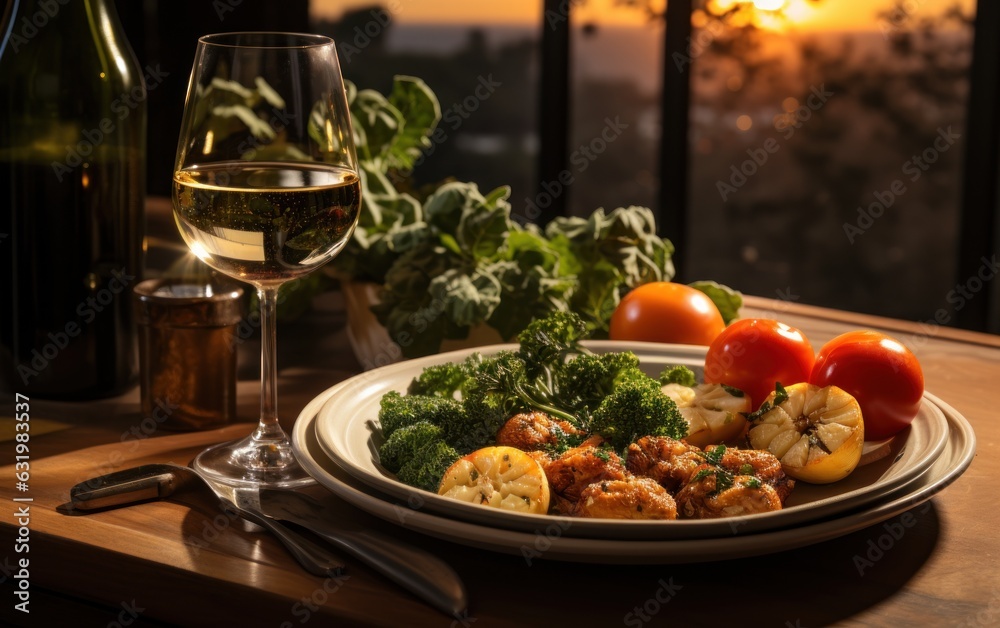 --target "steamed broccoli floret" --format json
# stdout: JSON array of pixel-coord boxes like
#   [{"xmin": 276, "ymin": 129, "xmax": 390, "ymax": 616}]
[
  {"xmin": 434, "ymin": 396, "xmax": 501, "ymax": 454},
  {"xmin": 463, "ymin": 349, "xmax": 580, "ymax": 428},
  {"xmin": 407, "ymin": 362, "xmax": 472, "ymax": 398},
  {"xmin": 564, "ymin": 351, "xmax": 648, "ymax": 414},
  {"xmin": 516, "ymin": 311, "xmax": 589, "ymax": 378},
  {"xmin": 378, "ymin": 391, "xmax": 466, "ymax": 439},
  {"xmin": 396, "ymin": 440, "xmax": 460, "ymax": 492},
  {"xmin": 589, "ymin": 378, "xmax": 686, "ymax": 452},
  {"xmin": 659, "ymin": 365, "xmax": 696, "ymax": 387},
  {"xmin": 378, "ymin": 421, "xmax": 445, "ymax": 473},
  {"xmin": 460, "ymin": 351, "xmax": 534, "ymax": 451}
]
